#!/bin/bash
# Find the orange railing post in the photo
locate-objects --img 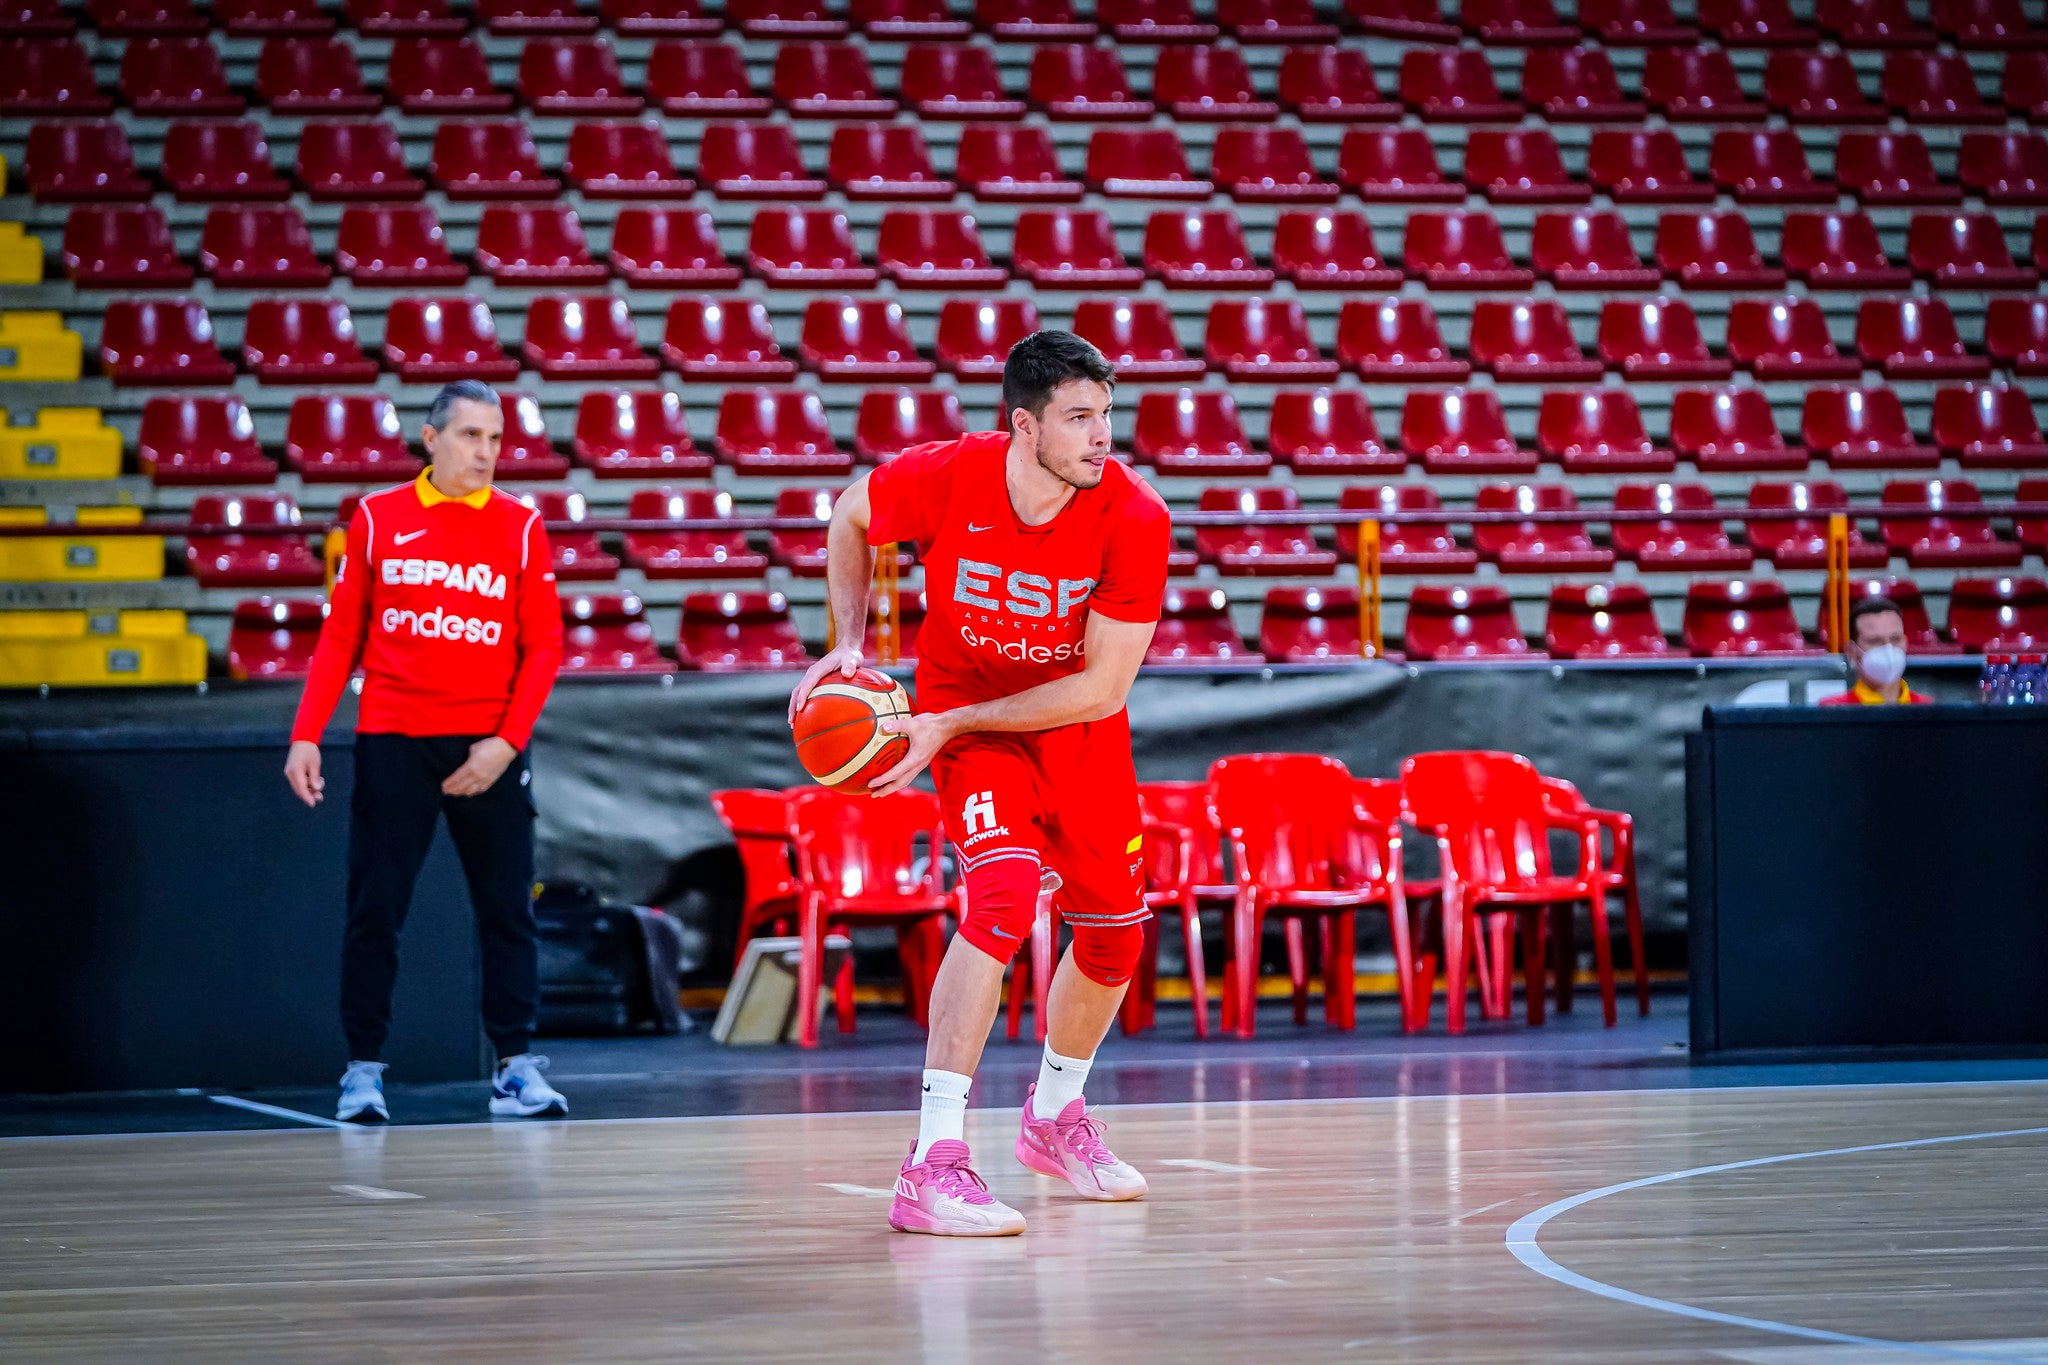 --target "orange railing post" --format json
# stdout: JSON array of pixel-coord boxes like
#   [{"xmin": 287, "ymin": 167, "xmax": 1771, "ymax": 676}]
[
  {"xmin": 1823, "ymin": 512, "xmax": 1851, "ymax": 652},
  {"xmin": 1357, "ymin": 518, "xmax": 1383, "ymax": 660}
]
